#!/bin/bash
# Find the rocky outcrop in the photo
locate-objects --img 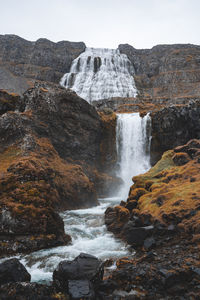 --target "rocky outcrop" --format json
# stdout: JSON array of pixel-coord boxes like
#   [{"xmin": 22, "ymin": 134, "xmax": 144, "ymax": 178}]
[
  {"xmin": 105, "ymin": 139, "xmax": 200, "ymax": 245},
  {"xmin": 150, "ymin": 100, "xmax": 200, "ymax": 163},
  {"xmin": 0, "ymin": 34, "xmax": 85, "ymax": 94},
  {"xmin": 0, "ymin": 82, "xmax": 117, "ymax": 255},
  {"xmin": 119, "ymin": 43, "xmax": 200, "ymax": 101}
]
